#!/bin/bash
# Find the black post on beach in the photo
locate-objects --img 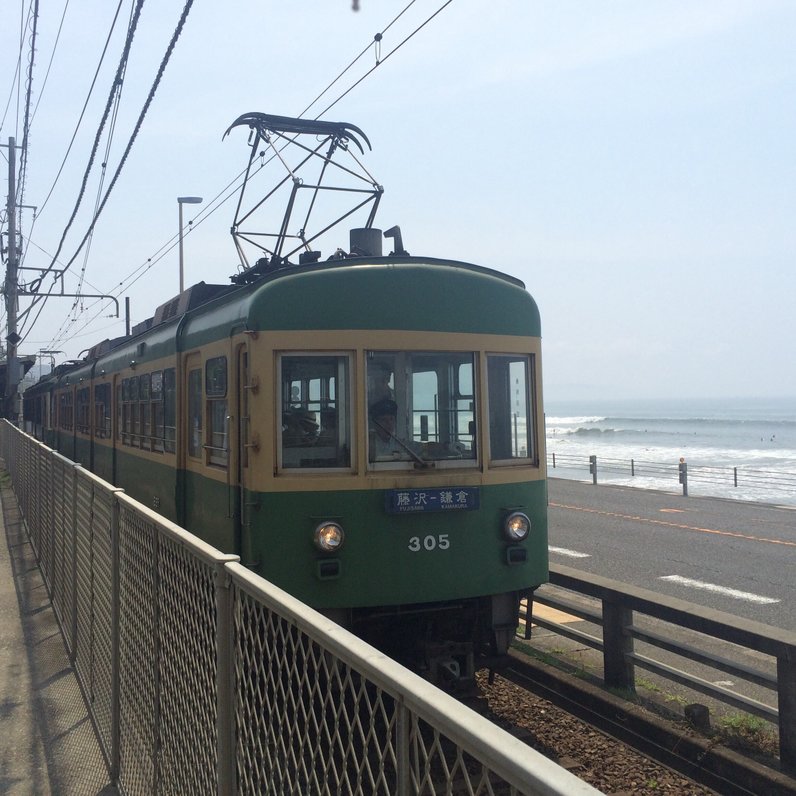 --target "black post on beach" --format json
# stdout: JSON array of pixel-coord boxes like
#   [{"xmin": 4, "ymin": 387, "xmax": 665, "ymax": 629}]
[
  {"xmin": 589, "ymin": 455, "xmax": 598, "ymax": 485},
  {"xmin": 679, "ymin": 457, "xmax": 688, "ymax": 496}
]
